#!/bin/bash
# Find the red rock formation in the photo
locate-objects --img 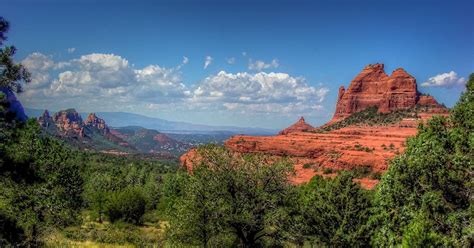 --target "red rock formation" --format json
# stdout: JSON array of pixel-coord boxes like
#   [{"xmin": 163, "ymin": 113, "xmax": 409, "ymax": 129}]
[
  {"xmin": 84, "ymin": 113, "xmax": 110, "ymax": 135},
  {"xmin": 52, "ymin": 109, "xmax": 84, "ymax": 137},
  {"xmin": 332, "ymin": 64, "xmax": 445, "ymax": 122},
  {"xmin": 279, "ymin": 117, "xmax": 314, "ymax": 135}
]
